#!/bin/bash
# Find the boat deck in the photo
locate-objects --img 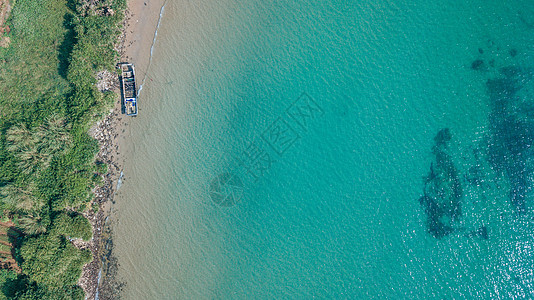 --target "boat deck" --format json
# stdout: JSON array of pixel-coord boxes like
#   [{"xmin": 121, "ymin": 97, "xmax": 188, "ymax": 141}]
[{"xmin": 120, "ymin": 63, "xmax": 138, "ymax": 116}]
